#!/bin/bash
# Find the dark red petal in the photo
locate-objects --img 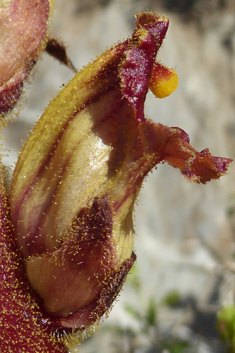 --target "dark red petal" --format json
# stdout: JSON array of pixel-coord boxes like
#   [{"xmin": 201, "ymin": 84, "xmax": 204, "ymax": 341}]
[
  {"xmin": 183, "ymin": 149, "xmax": 232, "ymax": 184},
  {"xmin": 143, "ymin": 121, "xmax": 232, "ymax": 183},
  {"xmin": 120, "ymin": 12, "xmax": 169, "ymax": 121}
]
